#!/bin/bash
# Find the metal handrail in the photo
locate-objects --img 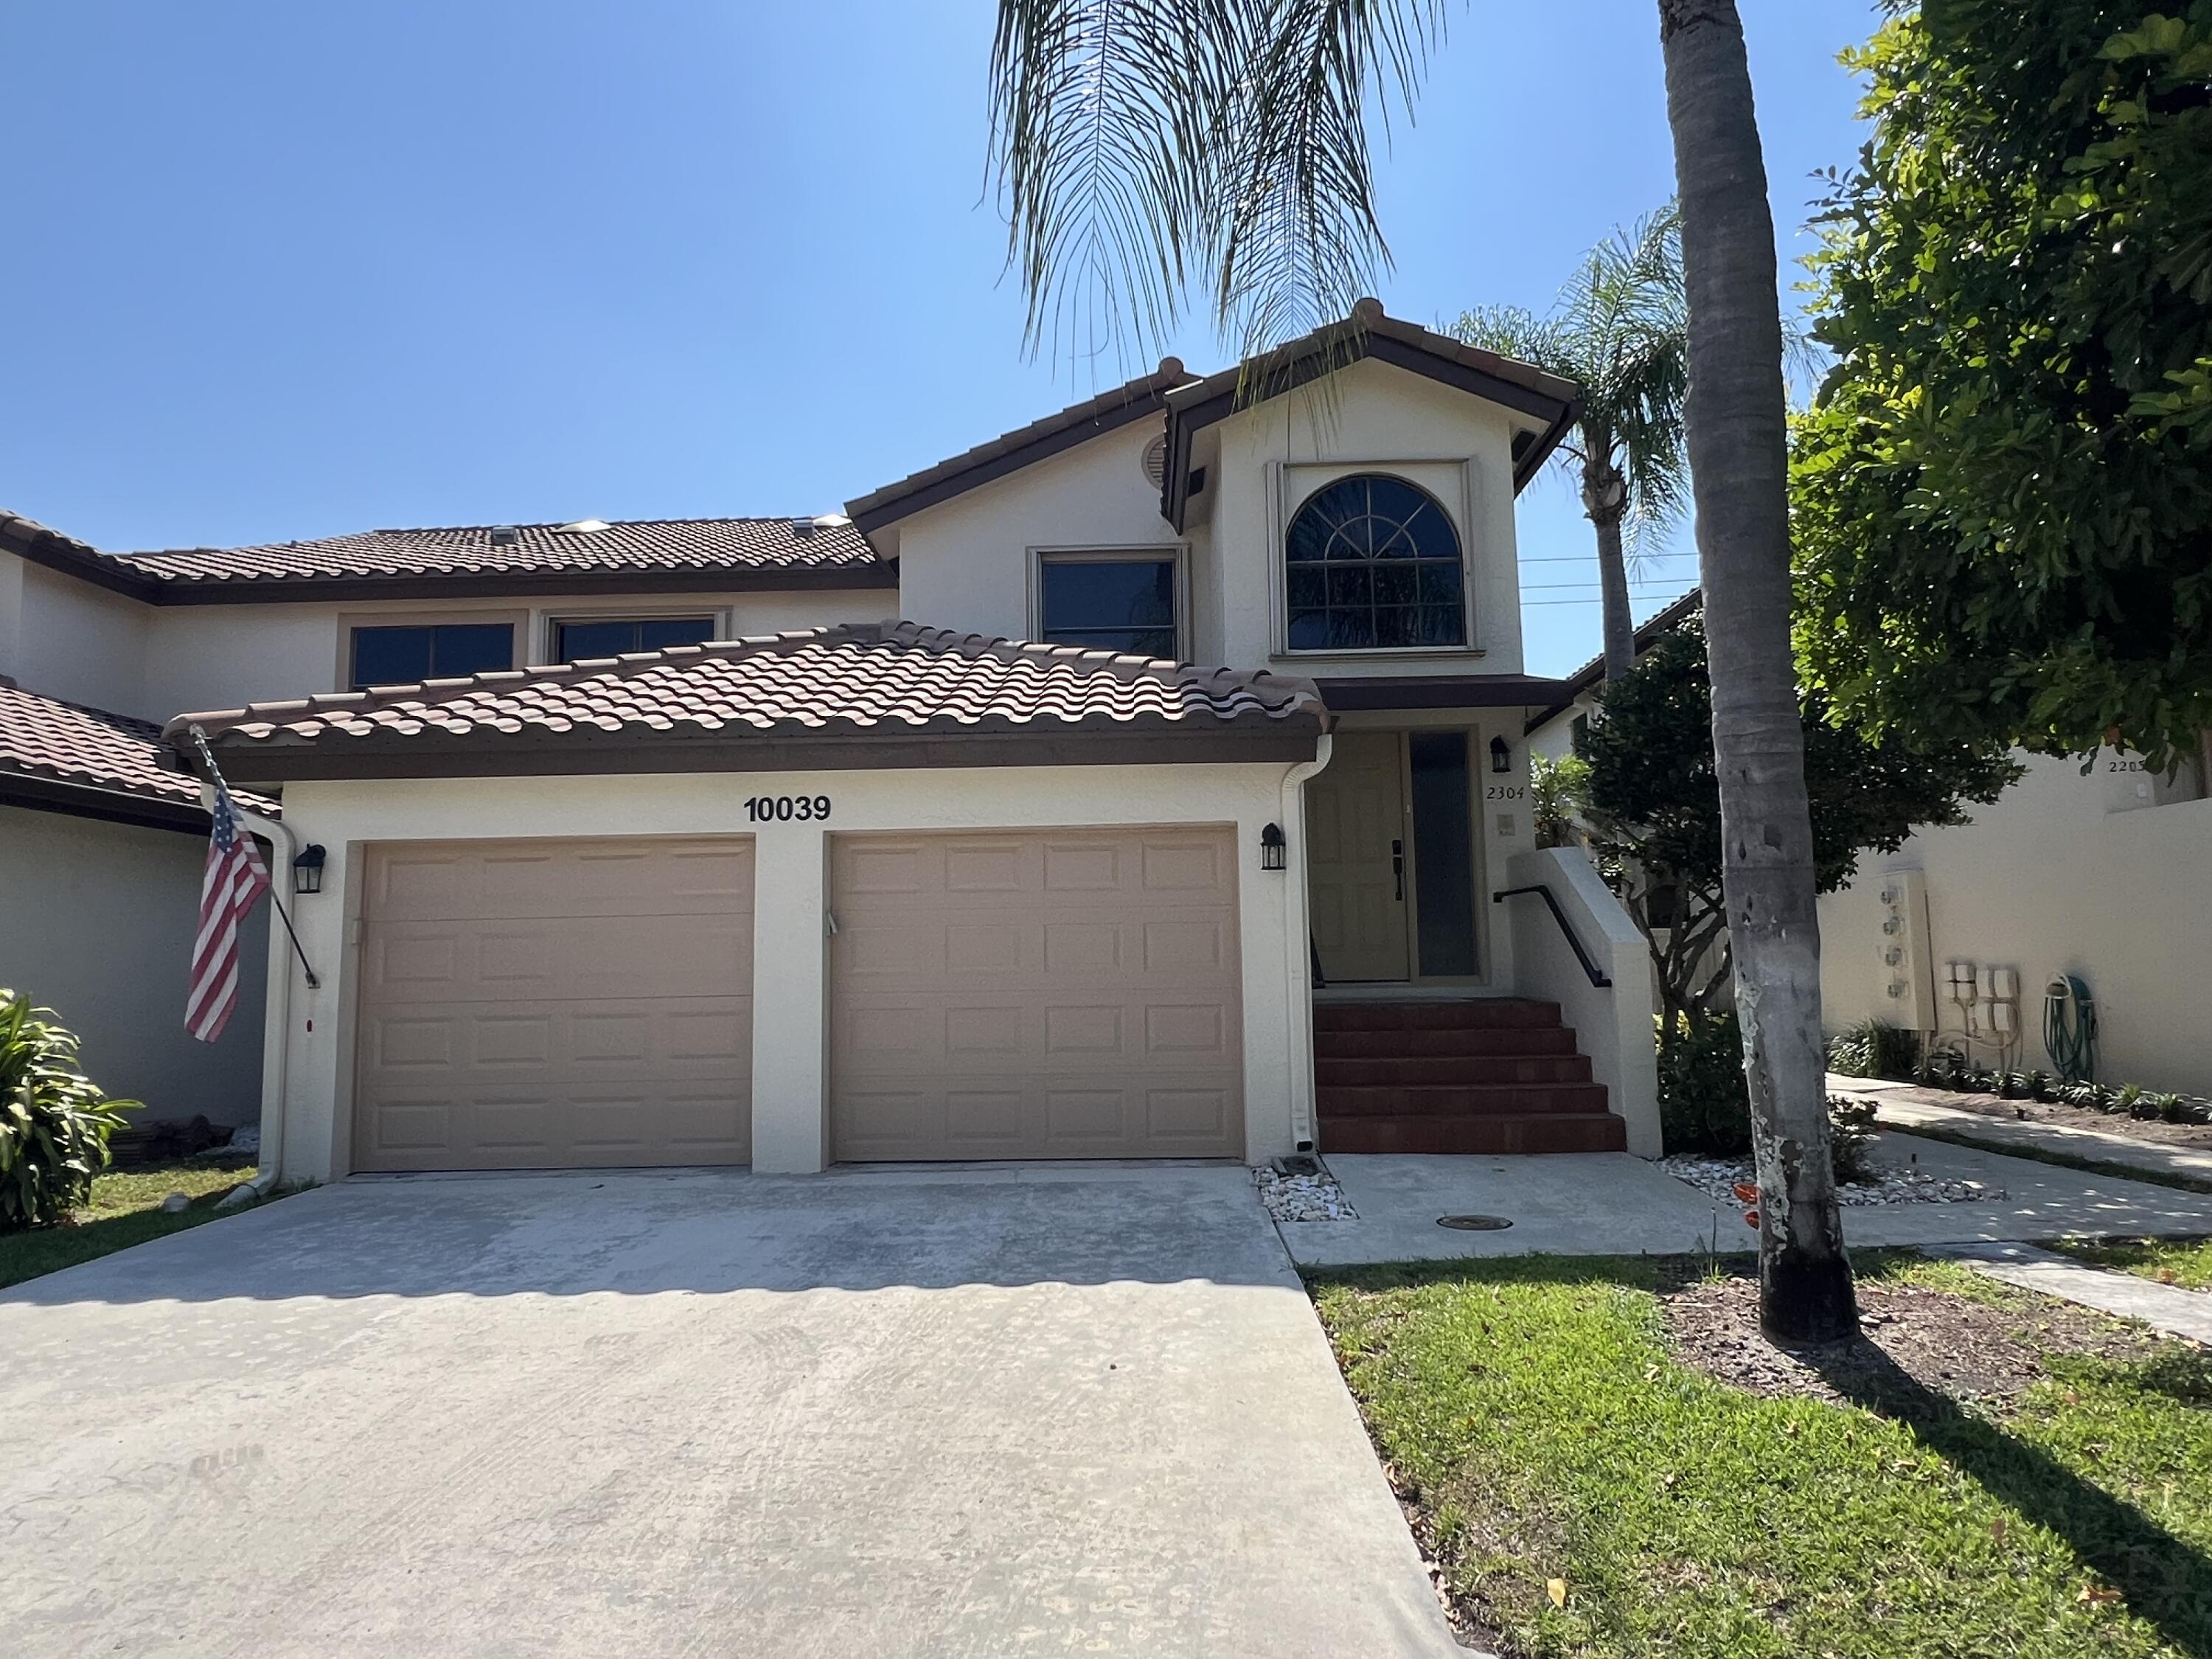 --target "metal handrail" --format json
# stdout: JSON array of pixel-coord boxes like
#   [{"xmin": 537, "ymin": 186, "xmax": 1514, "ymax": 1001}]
[{"xmin": 1492, "ymin": 885, "xmax": 1613, "ymax": 987}]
